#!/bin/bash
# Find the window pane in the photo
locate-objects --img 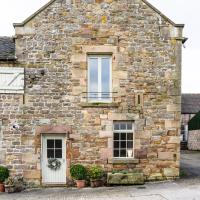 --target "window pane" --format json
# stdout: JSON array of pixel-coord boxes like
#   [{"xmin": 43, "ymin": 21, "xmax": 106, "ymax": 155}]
[
  {"xmin": 55, "ymin": 149, "xmax": 62, "ymax": 158},
  {"xmin": 120, "ymin": 123, "xmax": 126, "ymax": 130},
  {"xmin": 101, "ymin": 58, "xmax": 110, "ymax": 100},
  {"xmin": 127, "ymin": 123, "xmax": 132, "ymax": 130},
  {"xmin": 121, "ymin": 141, "xmax": 126, "ymax": 148},
  {"xmin": 55, "ymin": 140, "xmax": 62, "ymax": 148},
  {"xmin": 114, "ymin": 132, "xmax": 120, "ymax": 140},
  {"xmin": 127, "ymin": 133, "xmax": 133, "ymax": 140},
  {"xmin": 121, "ymin": 133, "xmax": 126, "ymax": 140},
  {"xmin": 120, "ymin": 149, "xmax": 126, "ymax": 157},
  {"xmin": 114, "ymin": 123, "xmax": 120, "ymax": 130},
  {"xmin": 47, "ymin": 149, "xmax": 54, "ymax": 158},
  {"xmin": 127, "ymin": 141, "xmax": 133, "ymax": 148},
  {"xmin": 114, "ymin": 150, "xmax": 119, "ymax": 157},
  {"xmin": 47, "ymin": 140, "xmax": 54, "ymax": 148},
  {"xmin": 114, "ymin": 141, "xmax": 119, "ymax": 148},
  {"xmin": 89, "ymin": 58, "xmax": 98, "ymax": 100}
]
